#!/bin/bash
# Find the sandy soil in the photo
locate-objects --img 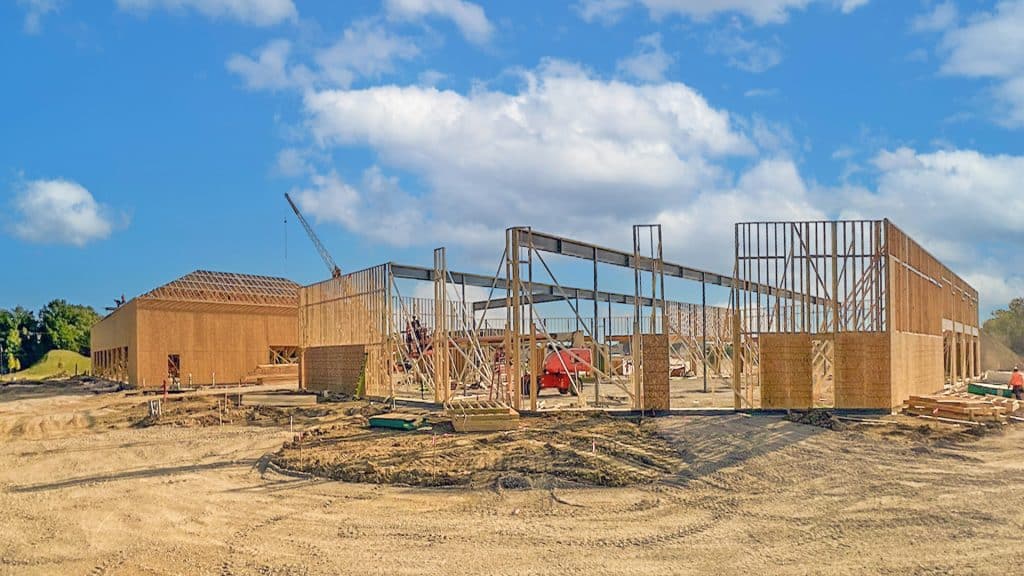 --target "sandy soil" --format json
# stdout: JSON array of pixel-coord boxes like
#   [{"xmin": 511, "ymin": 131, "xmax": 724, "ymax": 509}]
[{"xmin": 2, "ymin": 382, "xmax": 1024, "ymax": 575}]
